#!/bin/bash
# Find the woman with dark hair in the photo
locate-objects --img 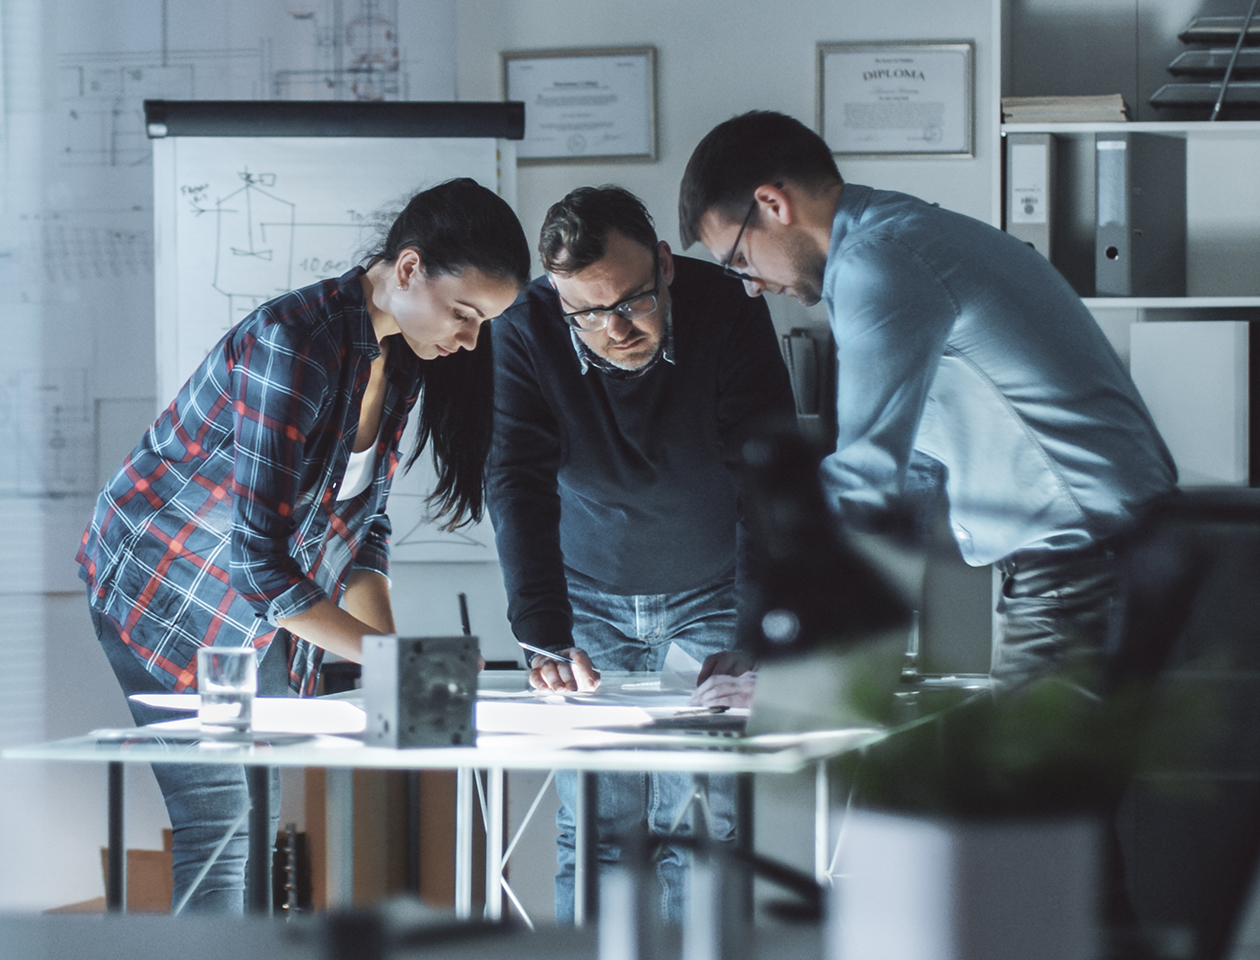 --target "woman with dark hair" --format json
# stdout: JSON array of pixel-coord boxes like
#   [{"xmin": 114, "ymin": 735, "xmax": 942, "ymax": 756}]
[{"xmin": 77, "ymin": 177, "xmax": 530, "ymax": 912}]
